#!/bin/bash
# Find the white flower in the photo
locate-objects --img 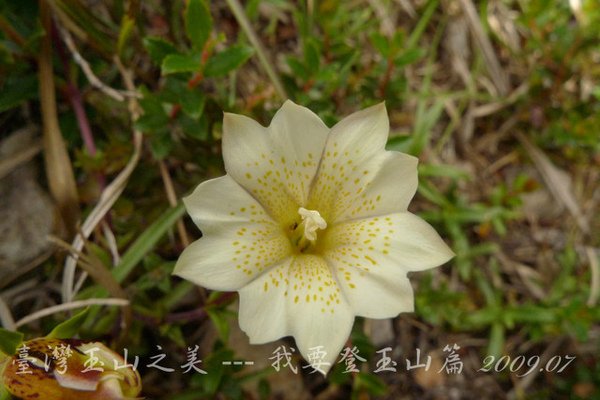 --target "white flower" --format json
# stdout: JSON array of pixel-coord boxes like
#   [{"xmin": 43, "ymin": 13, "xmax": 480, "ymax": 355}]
[{"xmin": 174, "ymin": 101, "xmax": 454, "ymax": 374}]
